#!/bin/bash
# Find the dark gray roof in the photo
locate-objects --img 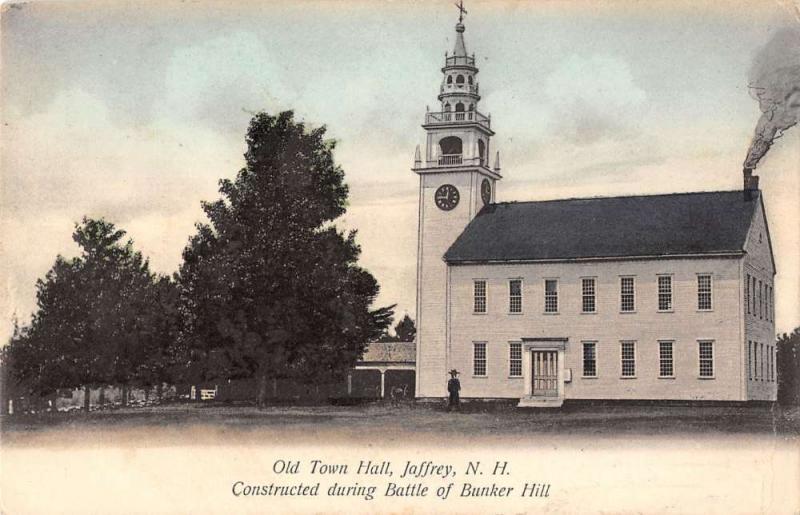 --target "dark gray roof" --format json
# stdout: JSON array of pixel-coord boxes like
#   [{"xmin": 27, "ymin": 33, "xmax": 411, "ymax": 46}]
[
  {"xmin": 444, "ymin": 190, "xmax": 758, "ymax": 263},
  {"xmin": 358, "ymin": 342, "xmax": 416, "ymax": 364}
]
